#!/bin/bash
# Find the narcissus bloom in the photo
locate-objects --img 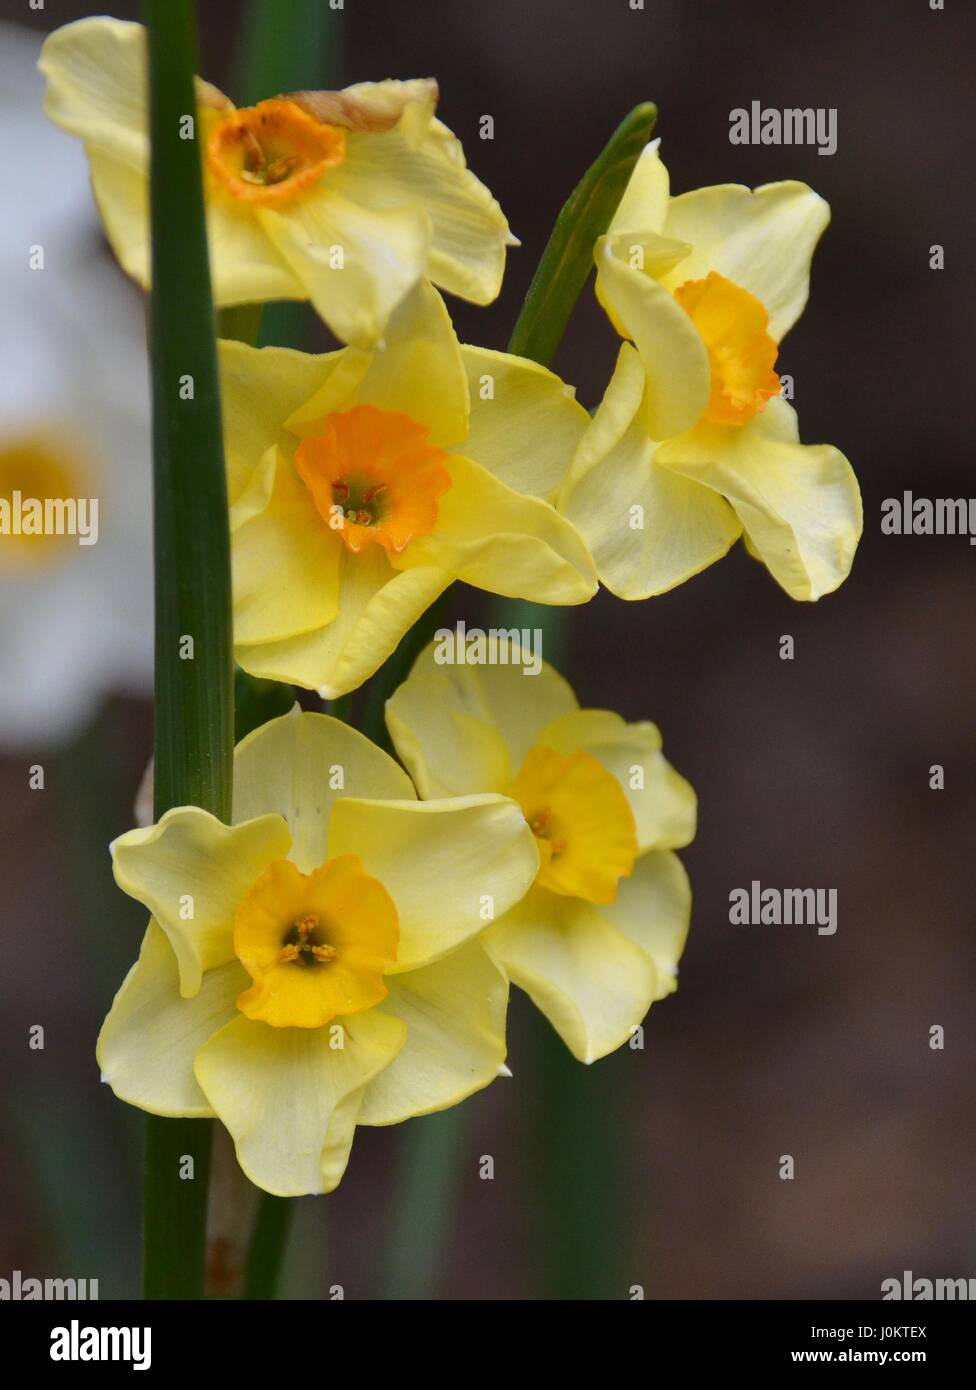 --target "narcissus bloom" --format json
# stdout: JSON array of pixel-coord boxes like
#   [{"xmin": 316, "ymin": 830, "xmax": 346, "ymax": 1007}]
[
  {"xmin": 559, "ymin": 143, "xmax": 862, "ymax": 601},
  {"xmin": 40, "ymin": 17, "xmax": 514, "ymax": 347},
  {"xmin": 223, "ymin": 282, "xmax": 595, "ymax": 697},
  {"xmin": 387, "ymin": 642, "xmax": 696, "ymax": 1062},
  {"xmin": 97, "ymin": 708, "xmax": 539, "ymax": 1195}
]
